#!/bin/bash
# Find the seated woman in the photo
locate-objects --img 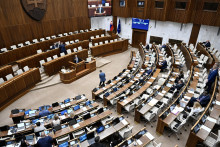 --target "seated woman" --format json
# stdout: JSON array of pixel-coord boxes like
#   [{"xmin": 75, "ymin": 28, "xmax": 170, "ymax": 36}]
[
  {"xmin": 52, "ymin": 114, "xmax": 61, "ymax": 126},
  {"xmin": 189, "ymin": 102, "xmax": 204, "ymax": 116}
]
